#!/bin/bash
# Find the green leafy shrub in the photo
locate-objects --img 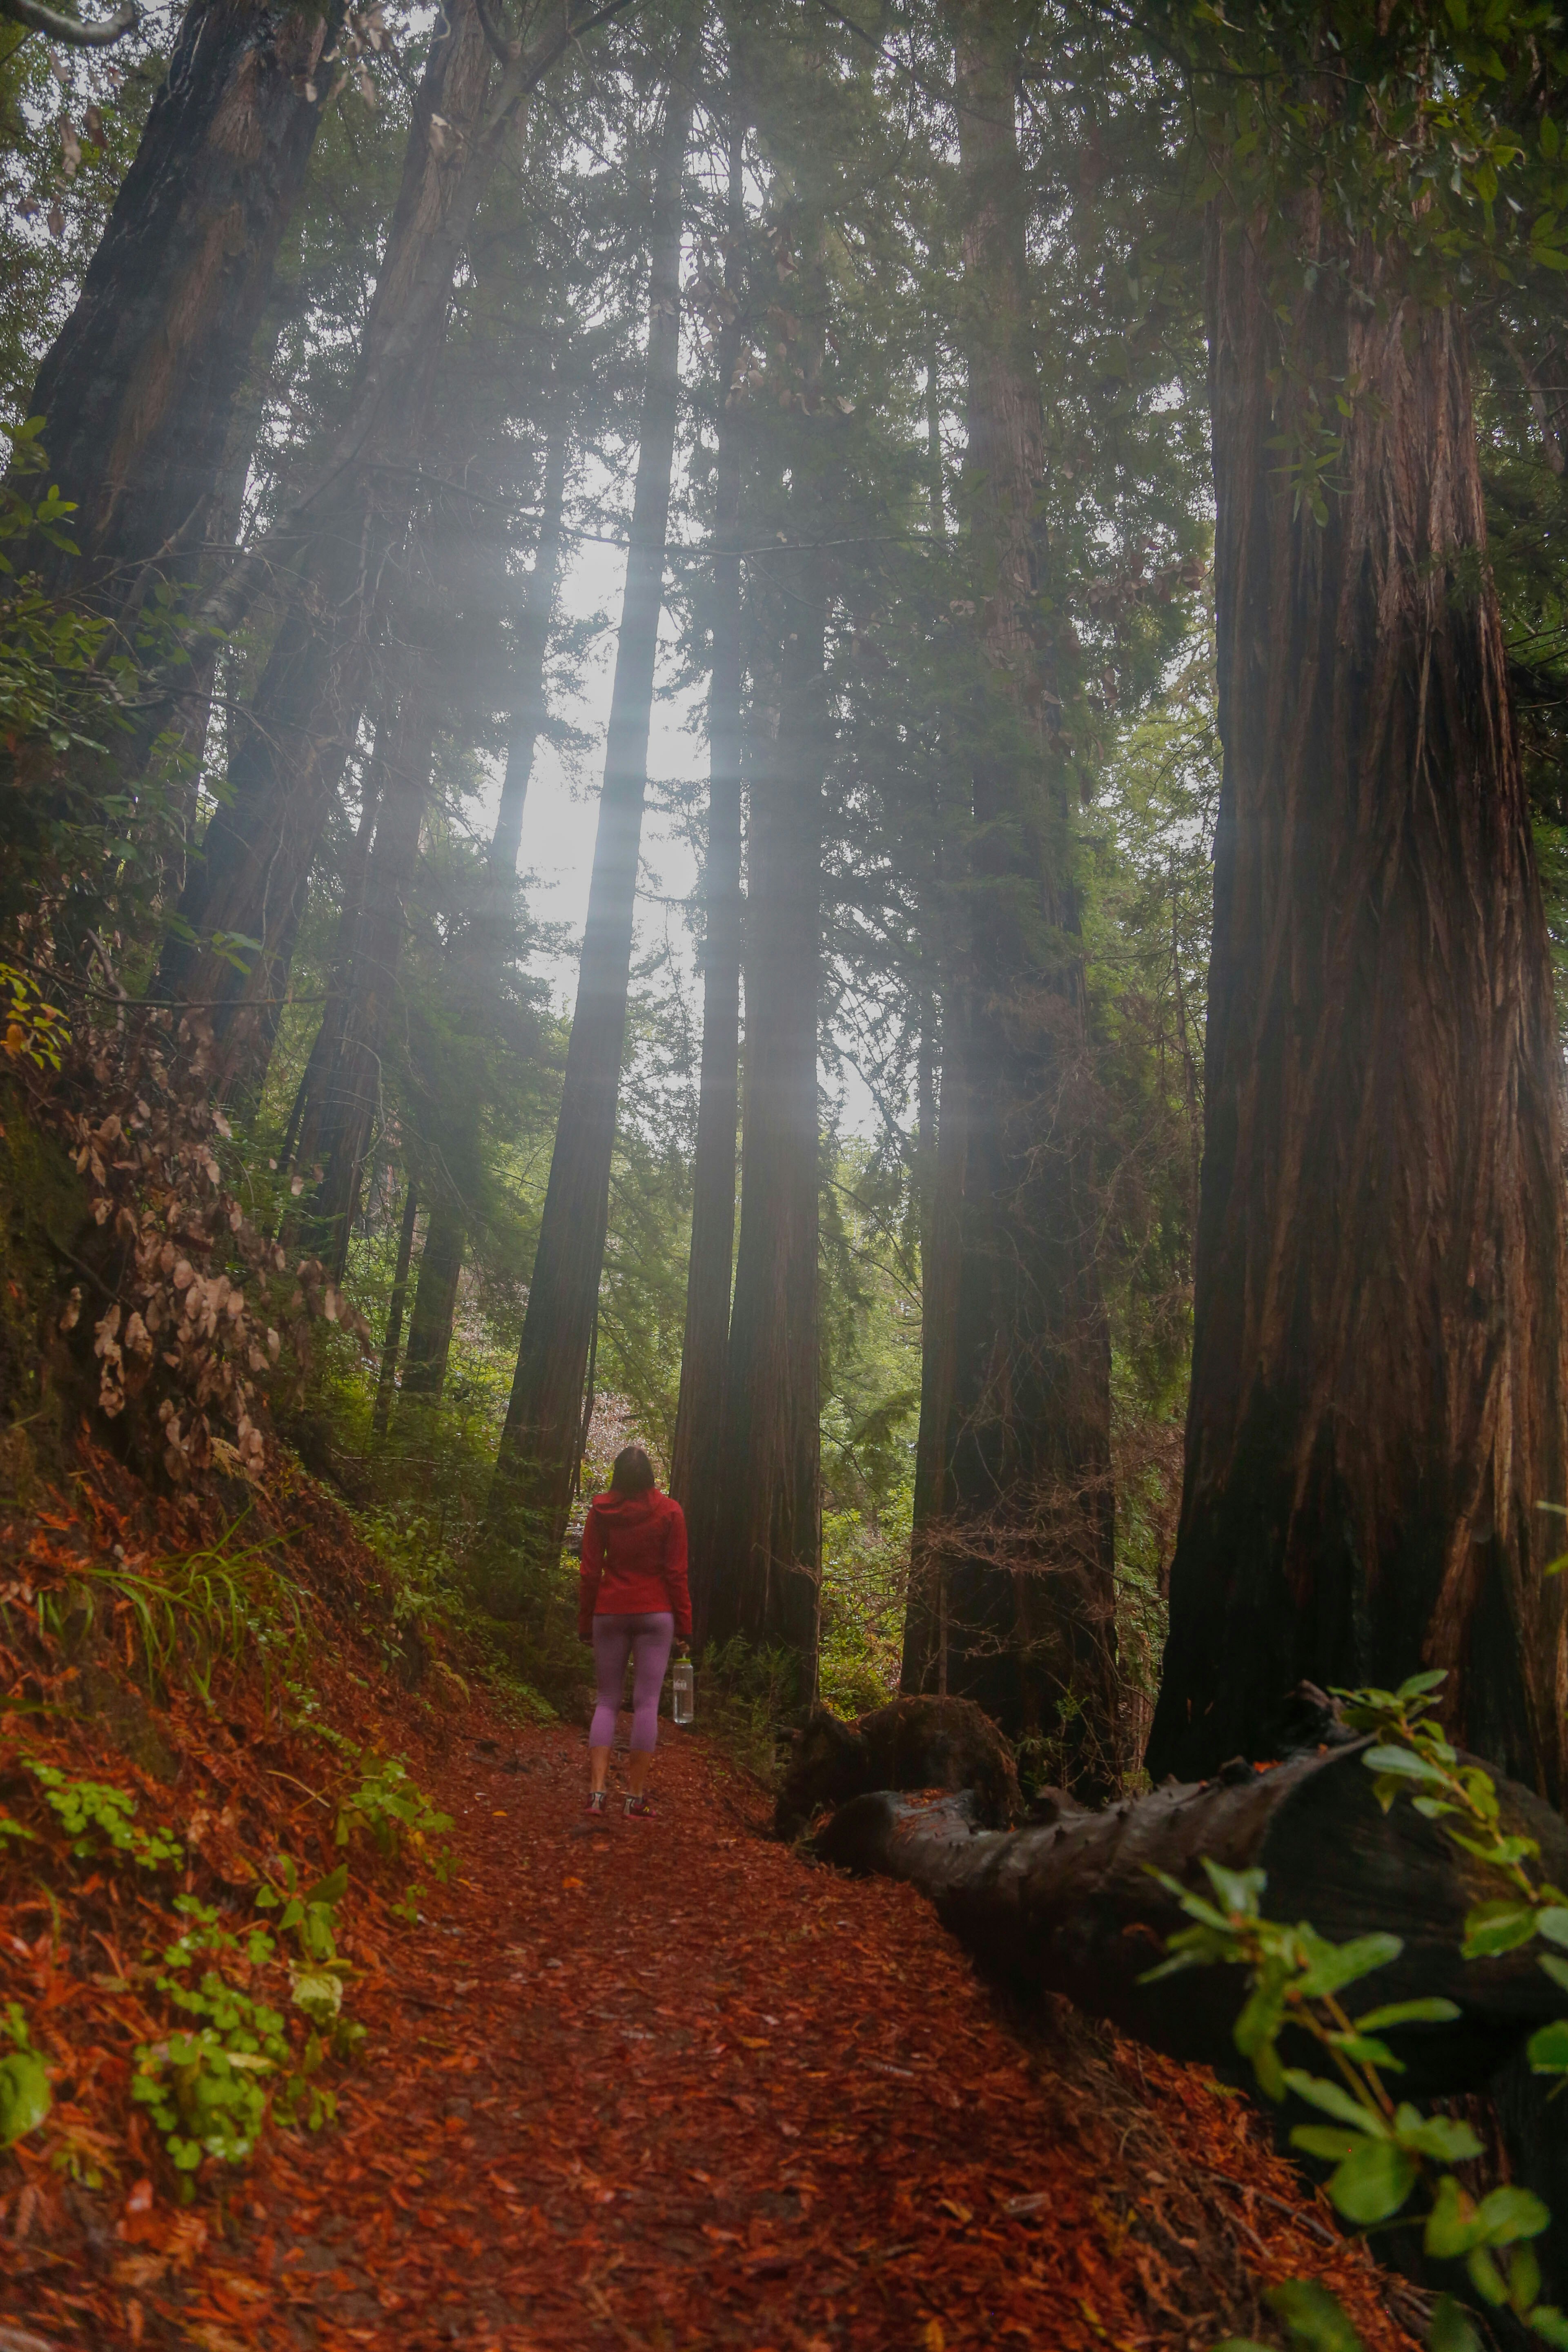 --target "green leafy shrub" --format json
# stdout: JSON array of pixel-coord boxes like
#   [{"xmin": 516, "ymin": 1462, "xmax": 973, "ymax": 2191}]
[
  {"xmin": 336, "ymin": 1755, "xmax": 454, "ymax": 1879},
  {"xmin": 22, "ymin": 1758, "xmax": 181, "ymax": 1867},
  {"xmin": 1151, "ymin": 1672, "xmax": 1568, "ymax": 2352}
]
